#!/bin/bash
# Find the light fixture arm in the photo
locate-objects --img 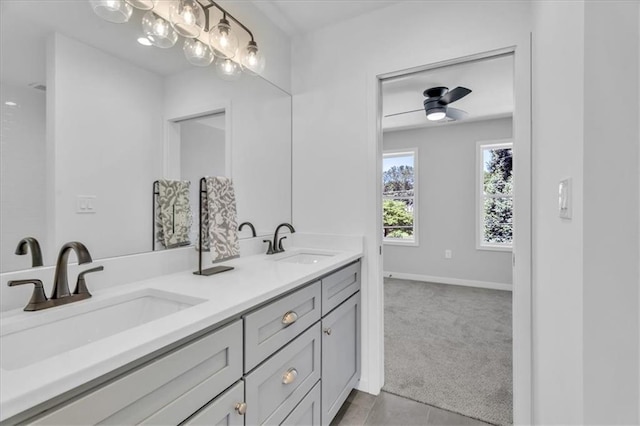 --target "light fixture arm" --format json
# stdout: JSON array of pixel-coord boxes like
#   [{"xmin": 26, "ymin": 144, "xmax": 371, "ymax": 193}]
[{"xmin": 199, "ymin": 0, "xmax": 255, "ymax": 41}]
